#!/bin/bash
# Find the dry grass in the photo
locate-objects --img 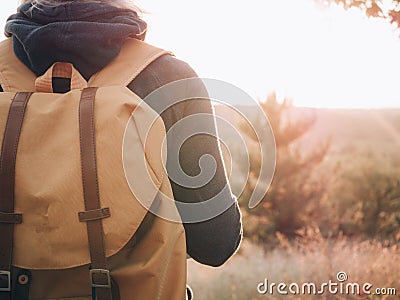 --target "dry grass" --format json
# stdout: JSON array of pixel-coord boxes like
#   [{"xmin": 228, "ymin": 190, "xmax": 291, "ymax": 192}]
[{"xmin": 188, "ymin": 230, "xmax": 399, "ymax": 300}]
